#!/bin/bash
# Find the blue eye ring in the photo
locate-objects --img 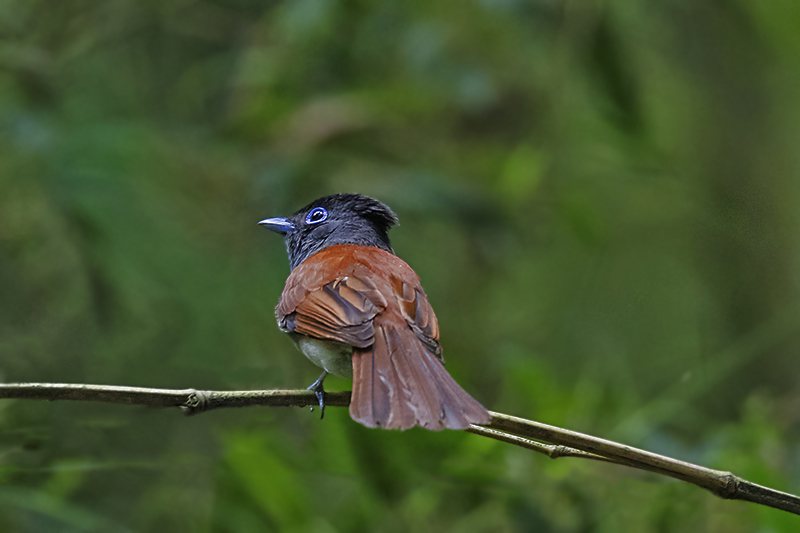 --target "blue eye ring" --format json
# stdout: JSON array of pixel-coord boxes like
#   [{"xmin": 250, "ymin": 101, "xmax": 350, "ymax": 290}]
[{"xmin": 305, "ymin": 207, "xmax": 328, "ymax": 225}]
